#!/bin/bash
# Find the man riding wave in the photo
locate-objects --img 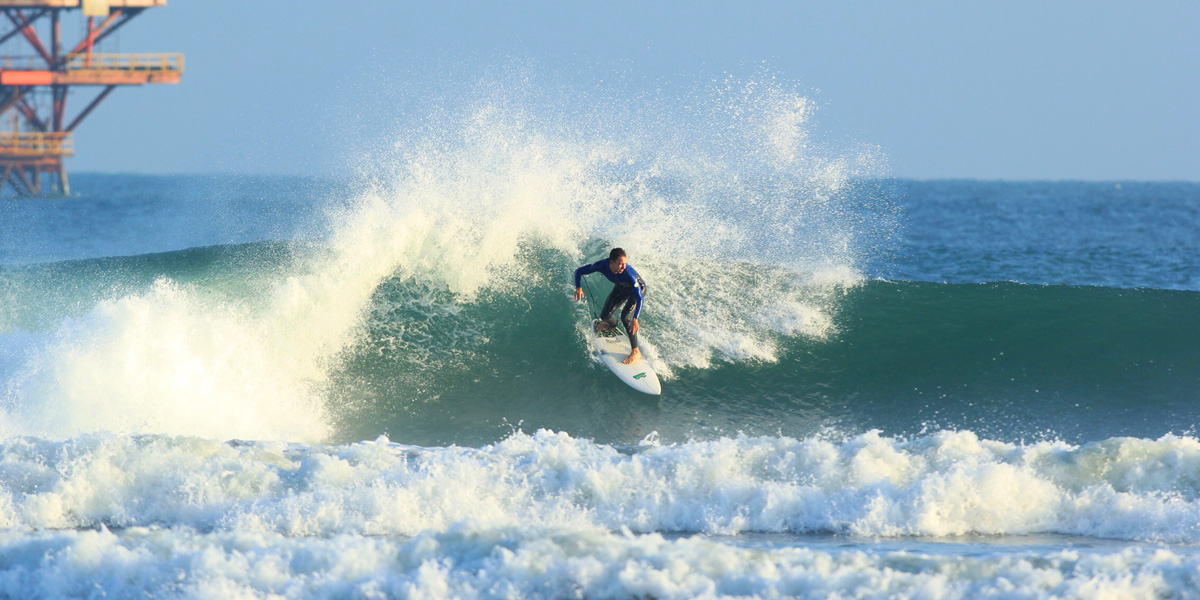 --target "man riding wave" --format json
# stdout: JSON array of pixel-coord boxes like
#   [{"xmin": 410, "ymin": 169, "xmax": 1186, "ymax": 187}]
[{"xmin": 574, "ymin": 248, "xmax": 646, "ymax": 364}]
